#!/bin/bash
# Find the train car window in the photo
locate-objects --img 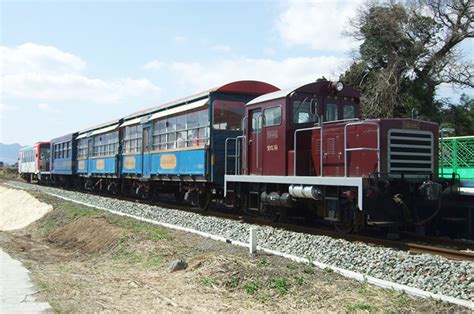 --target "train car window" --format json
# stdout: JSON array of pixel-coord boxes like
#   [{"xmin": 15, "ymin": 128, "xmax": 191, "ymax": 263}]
[
  {"xmin": 264, "ymin": 106, "xmax": 282, "ymax": 127},
  {"xmin": 187, "ymin": 111, "xmax": 198, "ymax": 129},
  {"xmin": 124, "ymin": 125, "xmax": 143, "ymax": 153},
  {"xmin": 325, "ymin": 103, "xmax": 338, "ymax": 122},
  {"xmin": 343, "ymin": 104, "xmax": 355, "ymax": 120},
  {"xmin": 78, "ymin": 139, "xmax": 88, "ymax": 159},
  {"xmin": 176, "ymin": 131, "xmax": 187, "ymax": 148},
  {"xmin": 167, "ymin": 117, "xmax": 177, "ymax": 132},
  {"xmin": 213, "ymin": 100, "xmax": 245, "ymax": 130},
  {"xmin": 198, "ymin": 109, "xmax": 208, "ymax": 127},
  {"xmin": 292, "ymin": 99, "xmax": 317, "ymax": 124},
  {"xmin": 176, "ymin": 114, "xmax": 186, "ymax": 130}
]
